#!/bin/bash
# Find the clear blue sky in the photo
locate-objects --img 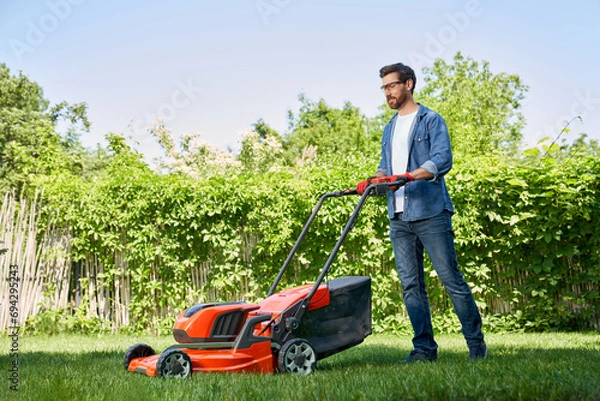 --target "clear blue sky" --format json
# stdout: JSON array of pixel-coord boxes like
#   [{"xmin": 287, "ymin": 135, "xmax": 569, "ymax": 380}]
[{"xmin": 1, "ymin": 0, "xmax": 599, "ymax": 162}]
